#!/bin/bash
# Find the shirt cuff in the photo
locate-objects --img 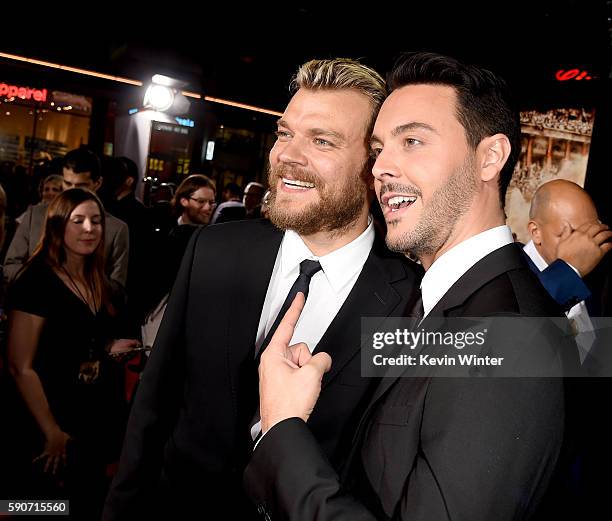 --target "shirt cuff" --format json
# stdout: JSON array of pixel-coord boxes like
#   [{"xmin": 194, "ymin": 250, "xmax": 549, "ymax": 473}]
[{"xmin": 564, "ymin": 261, "xmax": 582, "ymax": 278}]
